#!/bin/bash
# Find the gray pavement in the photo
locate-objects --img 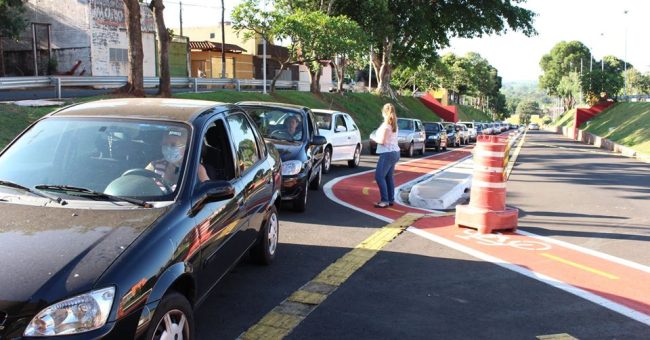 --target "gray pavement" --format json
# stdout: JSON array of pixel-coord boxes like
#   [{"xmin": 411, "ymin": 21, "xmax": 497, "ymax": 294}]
[{"xmin": 508, "ymin": 130, "xmax": 650, "ymax": 267}]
